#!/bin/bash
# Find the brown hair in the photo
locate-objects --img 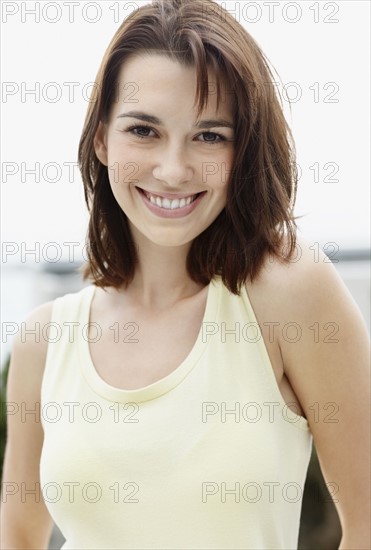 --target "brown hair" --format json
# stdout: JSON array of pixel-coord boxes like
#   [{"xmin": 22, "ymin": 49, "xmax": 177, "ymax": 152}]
[{"xmin": 78, "ymin": 0, "xmax": 298, "ymax": 295}]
